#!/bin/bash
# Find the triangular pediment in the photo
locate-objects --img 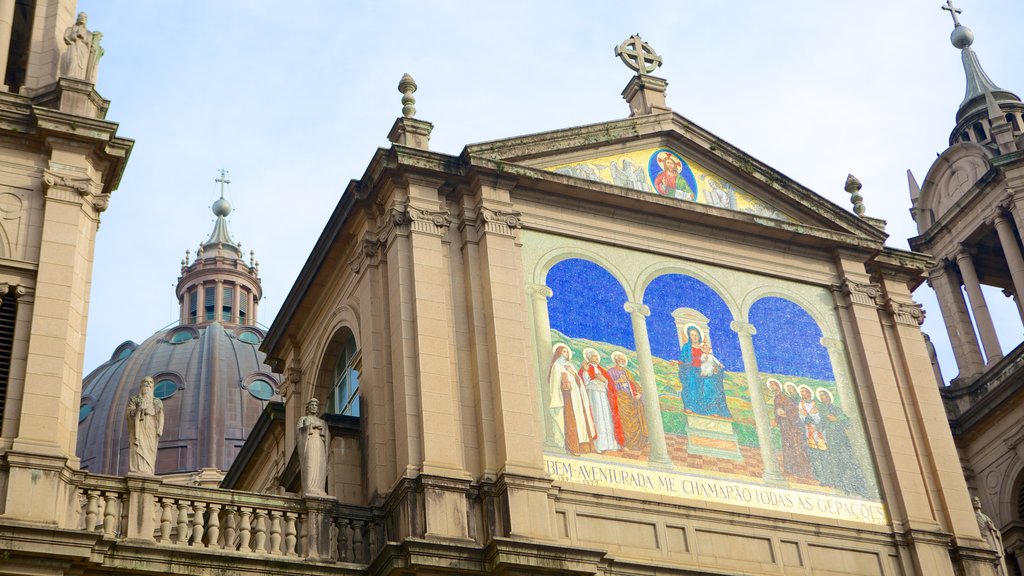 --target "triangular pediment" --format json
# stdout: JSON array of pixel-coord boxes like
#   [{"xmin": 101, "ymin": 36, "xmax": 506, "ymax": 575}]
[{"xmin": 465, "ymin": 112, "xmax": 886, "ymax": 242}]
